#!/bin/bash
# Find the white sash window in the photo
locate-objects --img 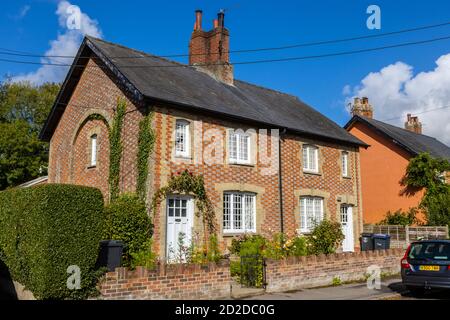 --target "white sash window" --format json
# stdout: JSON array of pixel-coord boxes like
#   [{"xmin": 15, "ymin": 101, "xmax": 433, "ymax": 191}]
[
  {"xmin": 342, "ymin": 151, "xmax": 349, "ymax": 177},
  {"xmin": 223, "ymin": 192, "xmax": 256, "ymax": 233},
  {"xmin": 299, "ymin": 196, "xmax": 324, "ymax": 233},
  {"xmin": 229, "ymin": 131, "xmax": 251, "ymax": 164},
  {"xmin": 302, "ymin": 145, "xmax": 319, "ymax": 173},
  {"xmin": 175, "ymin": 119, "xmax": 190, "ymax": 158}
]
